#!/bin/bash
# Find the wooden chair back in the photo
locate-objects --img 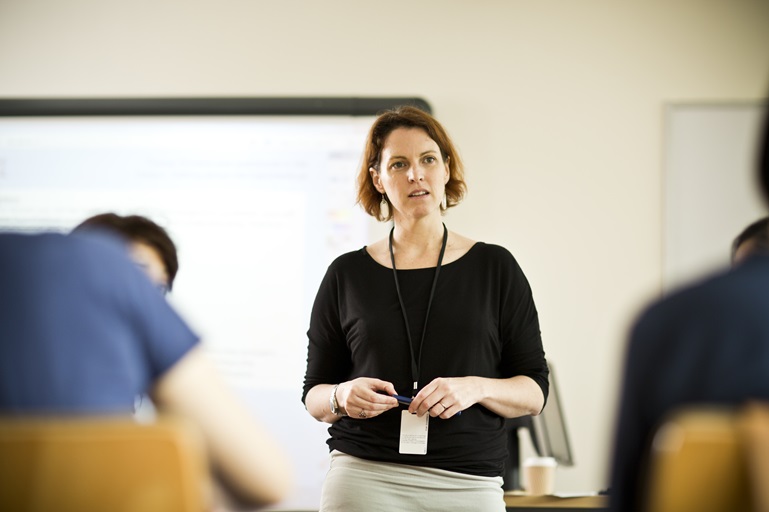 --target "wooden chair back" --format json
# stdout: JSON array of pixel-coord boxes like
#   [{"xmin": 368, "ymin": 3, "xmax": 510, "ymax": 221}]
[
  {"xmin": 643, "ymin": 407, "xmax": 753, "ymax": 512},
  {"xmin": 0, "ymin": 415, "xmax": 208, "ymax": 512}
]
